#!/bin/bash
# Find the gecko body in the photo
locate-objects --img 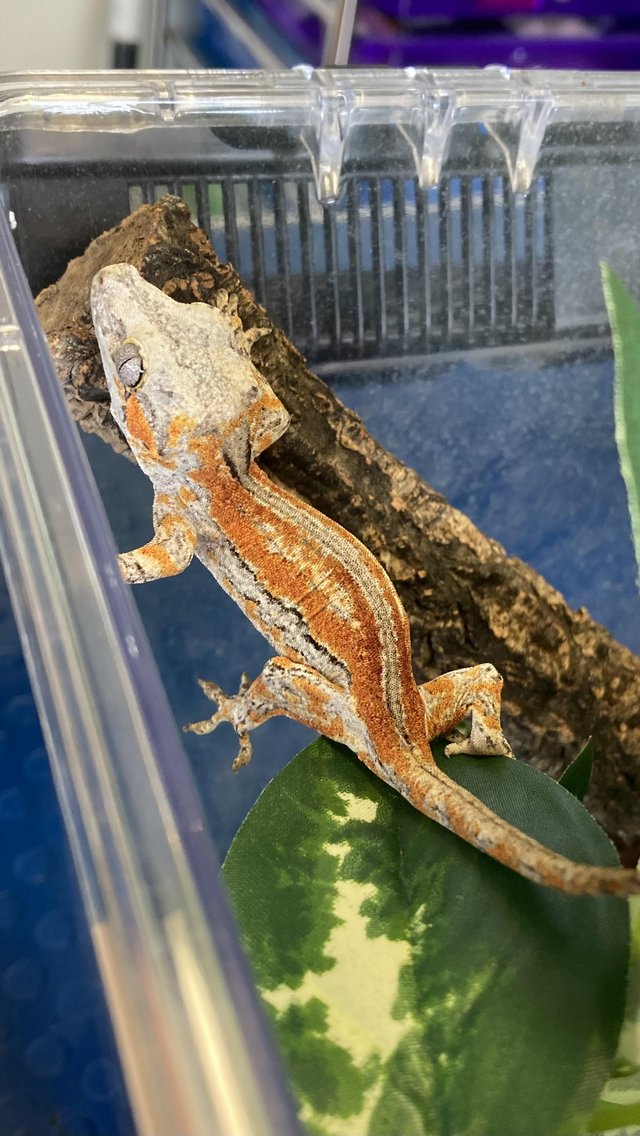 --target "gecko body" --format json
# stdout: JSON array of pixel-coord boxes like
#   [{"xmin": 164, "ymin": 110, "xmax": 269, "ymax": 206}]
[{"xmin": 91, "ymin": 263, "xmax": 640, "ymax": 897}]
